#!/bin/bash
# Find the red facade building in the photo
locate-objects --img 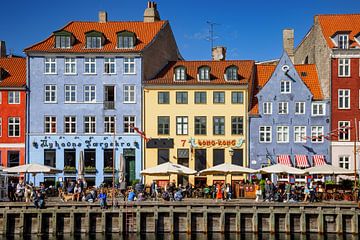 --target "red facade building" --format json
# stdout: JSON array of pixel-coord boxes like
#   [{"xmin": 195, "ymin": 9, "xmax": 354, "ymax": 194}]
[{"xmin": 0, "ymin": 44, "xmax": 26, "ymax": 167}]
